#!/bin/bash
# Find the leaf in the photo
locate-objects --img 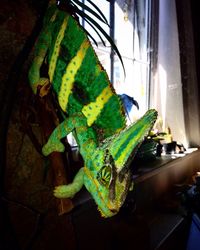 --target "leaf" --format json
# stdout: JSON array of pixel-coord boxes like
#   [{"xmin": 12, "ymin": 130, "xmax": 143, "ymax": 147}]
[
  {"xmin": 70, "ymin": 3, "xmax": 106, "ymax": 46},
  {"xmin": 72, "ymin": 0, "xmax": 109, "ymax": 26},
  {"xmin": 86, "ymin": 0, "xmax": 109, "ymax": 25},
  {"xmin": 71, "ymin": 3, "xmax": 126, "ymax": 76},
  {"xmin": 82, "ymin": 15, "xmax": 106, "ymax": 46},
  {"xmin": 81, "ymin": 26, "xmax": 98, "ymax": 47}
]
